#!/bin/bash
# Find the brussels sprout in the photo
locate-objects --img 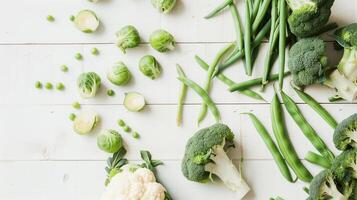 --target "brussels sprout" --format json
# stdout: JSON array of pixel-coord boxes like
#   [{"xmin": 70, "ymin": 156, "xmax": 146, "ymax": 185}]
[
  {"xmin": 116, "ymin": 25, "xmax": 141, "ymax": 53},
  {"xmin": 77, "ymin": 72, "xmax": 101, "ymax": 98},
  {"xmin": 139, "ymin": 55, "xmax": 161, "ymax": 80},
  {"xmin": 151, "ymin": 0, "xmax": 177, "ymax": 14},
  {"xmin": 74, "ymin": 10, "xmax": 100, "ymax": 33},
  {"xmin": 124, "ymin": 92, "xmax": 146, "ymax": 112},
  {"xmin": 73, "ymin": 110, "xmax": 99, "ymax": 135},
  {"xmin": 97, "ymin": 129, "xmax": 123, "ymax": 153},
  {"xmin": 149, "ymin": 29, "xmax": 175, "ymax": 53},
  {"xmin": 107, "ymin": 62, "xmax": 132, "ymax": 86}
]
